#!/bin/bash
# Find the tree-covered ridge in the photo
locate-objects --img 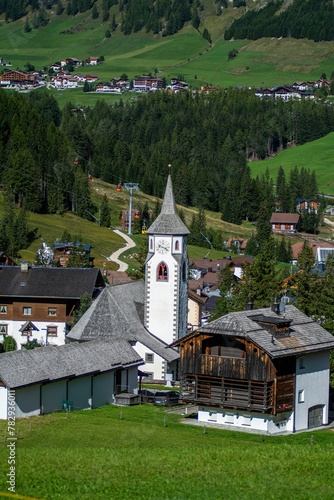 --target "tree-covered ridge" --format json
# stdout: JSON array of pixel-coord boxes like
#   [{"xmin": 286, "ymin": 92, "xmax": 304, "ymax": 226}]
[
  {"xmin": 0, "ymin": 0, "xmax": 202, "ymax": 36},
  {"xmin": 0, "ymin": 89, "xmax": 93, "ymax": 218},
  {"xmin": 0, "ymin": 87, "xmax": 330, "ymax": 225},
  {"xmin": 225, "ymin": 0, "xmax": 334, "ymax": 42}
]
